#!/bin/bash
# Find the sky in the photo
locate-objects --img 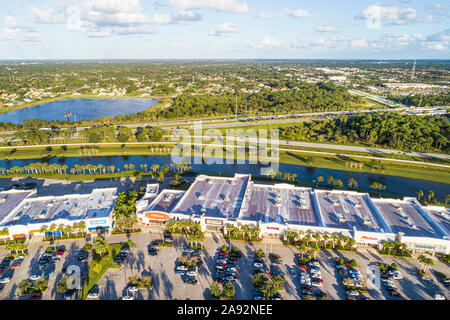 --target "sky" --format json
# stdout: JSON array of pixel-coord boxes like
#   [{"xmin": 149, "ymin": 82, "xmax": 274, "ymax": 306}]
[{"xmin": 0, "ymin": 0, "xmax": 449, "ymax": 59}]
